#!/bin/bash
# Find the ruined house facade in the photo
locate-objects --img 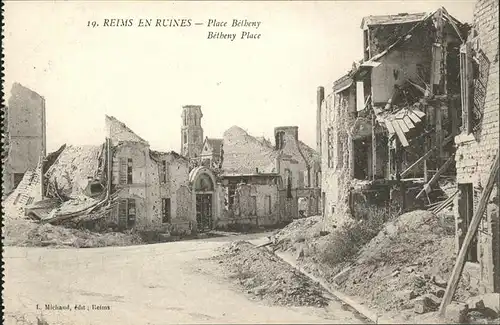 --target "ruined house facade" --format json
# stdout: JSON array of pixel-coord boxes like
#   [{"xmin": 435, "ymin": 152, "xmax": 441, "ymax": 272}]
[
  {"xmin": 217, "ymin": 125, "xmax": 321, "ymax": 228},
  {"xmin": 454, "ymin": 0, "xmax": 499, "ymax": 294},
  {"xmin": 3, "ymin": 83, "xmax": 46, "ymax": 196},
  {"xmin": 320, "ymin": 9, "xmax": 469, "ymax": 229}
]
